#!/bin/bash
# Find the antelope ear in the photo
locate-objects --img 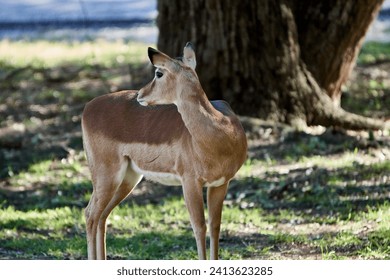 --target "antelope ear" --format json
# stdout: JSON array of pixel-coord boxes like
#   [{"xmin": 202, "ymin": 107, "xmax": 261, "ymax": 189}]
[
  {"xmin": 183, "ymin": 42, "xmax": 196, "ymax": 70},
  {"xmin": 148, "ymin": 47, "xmax": 175, "ymax": 70}
]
